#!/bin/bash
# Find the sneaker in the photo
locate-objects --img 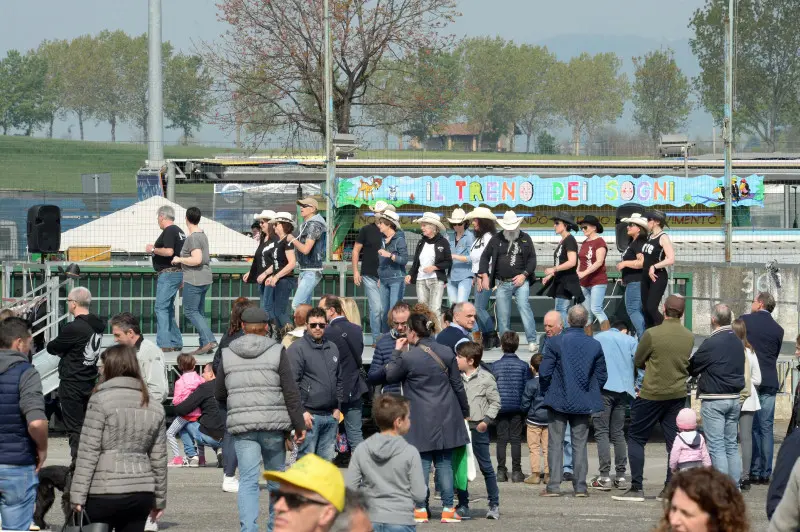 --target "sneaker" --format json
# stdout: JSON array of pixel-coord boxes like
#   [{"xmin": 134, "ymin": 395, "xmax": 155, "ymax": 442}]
[
  {"xmin": 486, "ymin": 505, "xmax": 500, "ymax": 520},
  {"xmin": 524, "ymin": 474, "xmax": 541, "ymax": 485},
  {"xmin": 168, "ymin": 456, "xmax": 186, "ymax": 467},
  {"xmin": 574, "ymin": 491, "xmax": 589, "ymax": 498},
  {"xmin": 29, "ymin": 525, "xmax": 41, "ymax": 531},
  {"xmin": 540, "ymin": 489, "xmax": 561, "ymax": 497},
  {"xmin": 511, "ymin": 470, "xmax": 525, "ymax": 483},
  {"xmin": 187, "ymin": 456, "xmax": 200, "ymax": 467},
  {"xmin": 440, "ymin": 507, "xmax": 462, "ymax": 523},
  {"xmin": 198, "ymin": 455, "xmax": 206, "ymax": 467},
  {"xmin": 216, "ymin": 448, "xmax": 224, "ymax": 468},
  {"xmin": 413, "ymin": 508, "xmax": 429, "ymax": 524},
  {"xmin": 589, "ymin": 476, "xmax": 613, "ymax": 491},
  {"xmin": 612, "ymin": 487, "xmax": 645, "ymax": 502},
  {"xmin": 614, "ymin": 476, "xmax": 629, "ymax": 490},
  {"xmin": 562, "ymin": 471, "xmax": 574, "ymax": 482},
  {"xmin": 455, "ymin": 506, "xmax": 471, "ymax": 520},
  {"xmin": 529, "ymin": 342, "xmax": 539, "ymax": 353},
  {"xmin": 656, "ymin": 486, "xmax": 668, "ymax": 502},
  {"xmin": 222, "ymin": 475, "xmax": 239, "ymax": 493},
  {"xmin": 497, "ymin": 467, "xmax": 508, "ymax": 482},
  {"xmin": 740, "ymin": 478, "xmax": 751, "ymax": 491},
  {"xmin": 144, "ymin": 517, "xmax": 159, "ymax": 532}
]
